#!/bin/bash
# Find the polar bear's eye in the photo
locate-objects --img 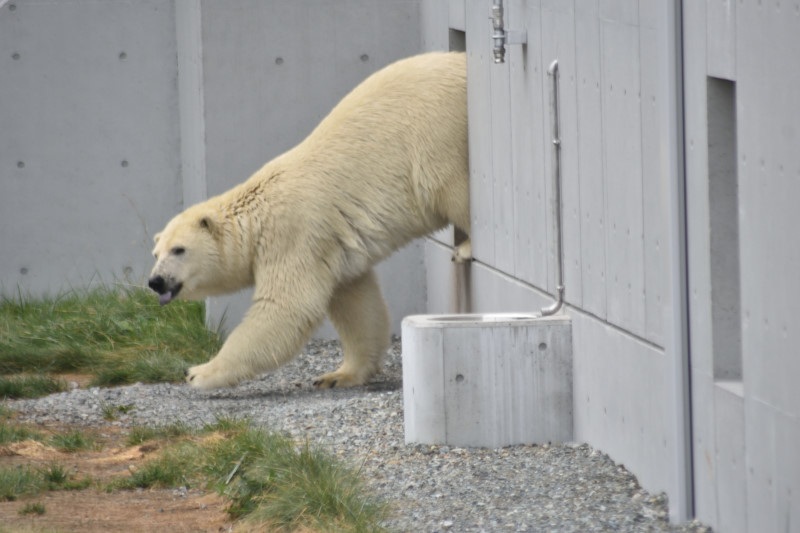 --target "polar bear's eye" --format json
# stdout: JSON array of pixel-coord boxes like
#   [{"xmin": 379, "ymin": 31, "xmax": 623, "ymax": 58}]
[{"xmin": 171, "ymin": 247, "xmax": 186, "ymax": 256}]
